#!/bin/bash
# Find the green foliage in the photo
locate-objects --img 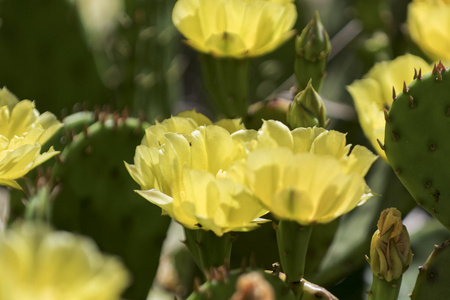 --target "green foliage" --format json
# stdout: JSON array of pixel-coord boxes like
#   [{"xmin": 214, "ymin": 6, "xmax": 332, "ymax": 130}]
[
  {"xmin": 385, "ymin": 64, "xmax": 450, "ymax": 231},
  {"xmin": 50, "ymin": 112, "xmax": 170, "ymax": 299},
  {"xmin": 187, "ymin": 268, "xmax": 296, "ymax": 300},
  {"xmin": 411, "ymin": 239, "xmax": 450, "ymax": 299}
]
